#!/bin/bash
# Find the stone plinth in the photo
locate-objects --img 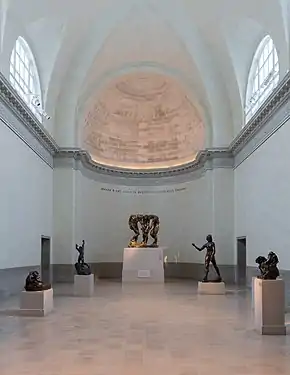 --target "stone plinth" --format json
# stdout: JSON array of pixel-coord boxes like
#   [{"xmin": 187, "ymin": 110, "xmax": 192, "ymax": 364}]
[
  {"xmin": 198, "ymin": 281, "xmax": 226, "ymax": 295},
  {"xmin": 74, "ymin": 274, "xmax": 94, "ymax": 297},
  {"xmin": 252, "ymin": 276, "xmax": 288, "ymax": 312},
  {"xmin": 252, "ymin": 276, "xmax": 256, "ymax": 309},
  {"xmin": 254, "ymin": 278, "xmax": 286, "ymax": 335},
  {"xmin": 20, "ymin": 288, "xmax": 53, "ymax": 317},
  {"xmin": 122, "ymin": 247, "xmax": 164, "ymax": 283}
]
